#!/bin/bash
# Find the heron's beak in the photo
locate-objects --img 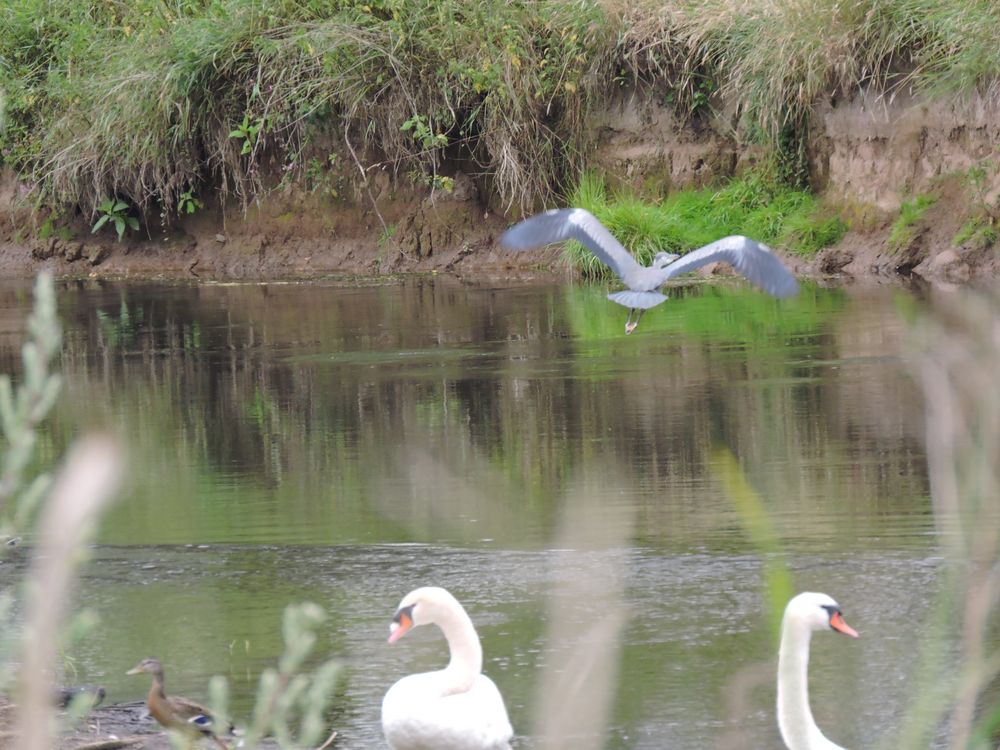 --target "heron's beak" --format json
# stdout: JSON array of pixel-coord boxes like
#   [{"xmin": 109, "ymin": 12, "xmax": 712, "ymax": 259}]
[
  {"xmin": 388, "ymin": 610, "xmax": 413, "ymax": 644},
  {"xmin": 830, "ymin": 611, "xmax": 859, "ymax": 638}
]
